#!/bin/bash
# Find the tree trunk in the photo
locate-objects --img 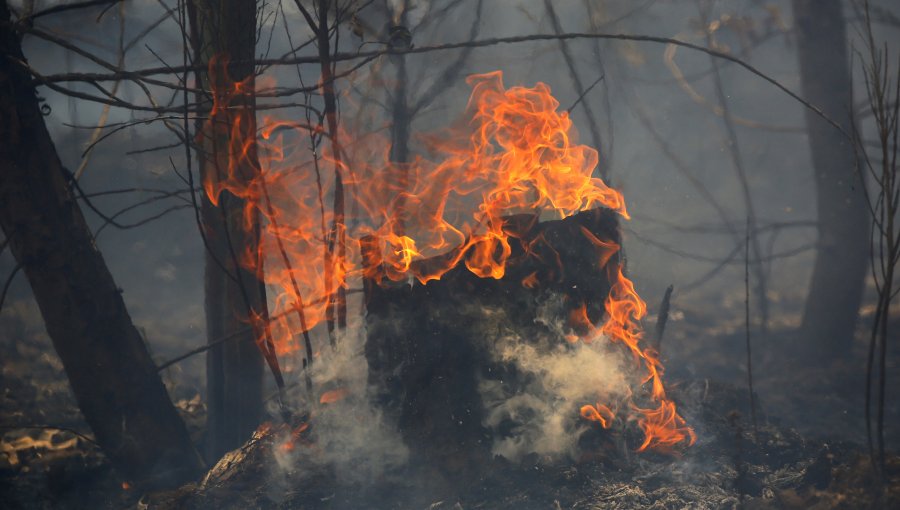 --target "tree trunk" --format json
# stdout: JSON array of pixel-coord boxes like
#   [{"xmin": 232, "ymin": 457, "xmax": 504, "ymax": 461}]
[
  {"xmin": 389, "ymin": 35, "xmax": 411, "ymax": 235},
  {"xmin": 316, "ymin": 0, "xmax": 348, "ymax": 338},
  {"xmin": 792, "ymin": 0, "xmax": 869, "ymax": 358},
  {"xmin": 0, "ymin": 4, "xmax": 203, "ymax": 487},
  {"xmin": 188, "ymin": 0, "xmax": 269, "ymax": 461}
]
